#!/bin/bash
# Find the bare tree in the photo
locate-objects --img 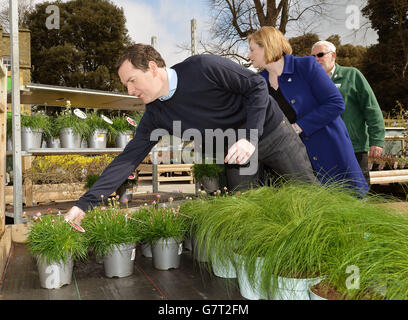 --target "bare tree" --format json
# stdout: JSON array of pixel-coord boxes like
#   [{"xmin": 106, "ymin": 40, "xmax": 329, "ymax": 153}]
[
  {"xmin": 0, "ymin": 0, "xmax": 35, "ymax": 32},
  {"xmin": 179, "ymin": 0, "xmax": 332, "ymax": 64}
]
